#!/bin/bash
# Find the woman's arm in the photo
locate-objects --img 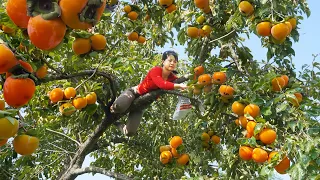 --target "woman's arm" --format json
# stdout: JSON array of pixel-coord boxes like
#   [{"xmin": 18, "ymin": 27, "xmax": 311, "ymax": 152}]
[
  {"xmin": 174, "ymin": 83, "xmax": 188, "ymax": 90},
  {"xmin": 149, "ymin": 67, "xmax": 189, "ymax": 90}
]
